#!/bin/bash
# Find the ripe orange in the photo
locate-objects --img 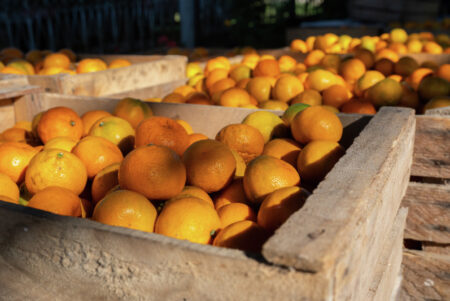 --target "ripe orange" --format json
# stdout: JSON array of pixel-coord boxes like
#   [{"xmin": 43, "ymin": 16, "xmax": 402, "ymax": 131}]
[
  {"xmin": 58, "ymin": 48, "xmax": 76, "ymax": 62},
  {"xmin": 219, "ymin": 87, "xmax": 251, "ymax": 107},
  {"xmin": 367, "ymin": 78, "xmax": 403, "ymax": 107},
  {"xmin": 7, "ymin": 60, "xmax": 35, "ymax": 75},
  {"xmin": 257, "ymin": 186, "xmax": 310, "ymax": 232},
  {"xmin": 304, "ymin": 49, "xmax": 325, "ymax": 67},
  {"xmin": 229, "ymin": 64, "xmax": 252, "ymax": 82},
  {"xmin": 80, "ymin": 110, "xmax": 112, "ymax": 136},
  {"xmin": 290, "ymin": 39, "xmax": 308, "ymax": 53},
  {"xmin": 183, "ymin": 140, "xmax": 235, "ymax": 193},
  {"xmin": 209, "ymin": 78, "xmax": 236, "ymax": 97},
  {"xmin": 405, "ymin": 68, "xmax": 433, "ymax": 91},
  {"xmin": 91, "ymin": 163, "xmax": 120, "ymax": 205},
  {"xmin": 0, "ymin": 142, "xmax": 39, "ymax": 183},
  {"xmin": 291, "ymin": 106, "xmax": 343, "ymax": 144},
  {"xmin": 374, "ymin": 58, "xmax": 395, "ymax": 76},
  {"xmin": 27, "ymin": 186, "xmax": 82, "ymax": 216},
  {"xmin": 44, "ymin": 136, "xmax": 78, "ymax": 152},
  {"xmin": 272, "ymin": 75, "xmax": 304, "ymax": 103},
  {"xmin": 155, "ymin": 196, "xmax": 221, "ymax": 244},
  {"xmin": 162, "ymin": 92, "xmax": 185, "ymax": 103},
  {"xmin": 134, "ymin": 116, "xmax": 189, "ymax": 156},
  {"xmin": 341, "ymin": 99, "xmax": 376, "ymax": 114},
  {"xmin": 76, "ymin": 58, "xmax": 107, "ymax": 73},
  {"xmin": 89, "ymin": 116, "xmax": 135, "ymax": 154},
  {"xmin": 354, "ymin": 70, "xmax": 385, "ymax": 97},
  {"xmin": 297, "ymin": 140, "xmax": 345, "ymax": 182},
  {"xmin": 43, "ymin": 53, "xmax": 71, "ymax": 69},
  {"xmin": 0, "ymin": 66, "xmax": 27, "ymax": 75},
  {"xmin": 394, "ymin": 56, "xmax": 419, "ymax": 77},
  {"xmin": 278, "ymin": 55, "xmax": 297, "ymax": 73},
  {"xmin": 243, "ymin": 155, "xmax": 300, "ymax": 204},
  {"xmin": 217, "ymin": 202, "xmax": 256, "ymax": 229},
  {"xmin": 262, "ymin": 138, "xmax": 302, "ymax": 167},
  {"xmin": 291, "ymin": 89, "xmax": 322, "ymax": 106},
  {"xmin": 25, "ymin": 149, "xmax": 88, "ymax": 195},
  {"xmin": 304, "ymin": 69, "xmax": 337, "ymax": 91},
  {"xmin": 423, "ymin": 41, "xmax": 443, "ymax": 54},
  {"xmin": 213, "ymin": 220, "xmax": 269, "ymax": 252},
  {"xmin": 174, "ymin": 85, "xmax": 197, "ymax": 97},
  {"xmin": 436, "ymin": 64, "xmax": 450, "ymax": 82},
  {"xmin": 1, "ymin": 127, "xmax": 28, "ymax": 143},
  {"xmin": 0, "ymin": 172, "xmax": 20, "ymax": 202},
  {"xmin": 72, "ymin": 136, "xmax": 123, "ymax": 178},
  {"xmin": 241, "ymin": 111, "xmax": 288, "ymax": 143},
  {"xmin": 375, "ymin": 49, "xmax": 399, "ymax": 63},
  {"xmin": 119, "ymin": 145, "xmax": 186, "ymax": 200},
  {"xmin": 108, "ymin": 58, "xmax": 132, "ymax": 69},
  {"xmin": 354, "ymin": 48, "xmax": 375, "ymax": 69},
  {"xmin": 339, "ymin": 58, "xmax": 366, "ymax": 84},
  {"xmin": 37, "ymin": 107, "xmax": 83, "ymax": 144},
  {"xmin": 214, "ymin": 178, "xmax": 249, "ymax": 210},
  {"xmin": 93, "ymin": 190, "xmax": 157, "ymax": 232},
  {"xmin": 418, "ymin": 77, "xmax": 450, "ymax": 102},
  {"xmin": 259, "ymin": 100, "xmax": 289, "ymax": 111},
  {"xmin": 423, "ymin": 97, "xmax": 450, "ymax": 112},
  {"xmin": 205, "ymin": 68, "xmax": 229, "ymax": 90},
  {"xmin": 185, "ymin": 92, "xmax": 212, "ymax": 105},
  {"xmin": 253, "ymin": 59, "xmax": 280, "ymax": 77},
  {"xmin": 322, "ymin": 84, "xmax": 350, "ymax": 108},
  {"xmin": 171, "ymin": 185, "xmax": 214, "ymax": 207},
  {"xmin": 215, "ymin": 124, "xmax": 265, "ymax": 163},
  {"xmin": 399, "ymin": 83, "xmax": 420, "ymax": 109},
  {"xmin": 187, "ymin": 133, "xmax": 209, "ymax": 147},
  {"xmin": 113, "ymin": 97, "xmax": 153, "ymax": 129},
  {"xmin": 246, "ymin": 77, "xmax": 272, "ymax": 103}
]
